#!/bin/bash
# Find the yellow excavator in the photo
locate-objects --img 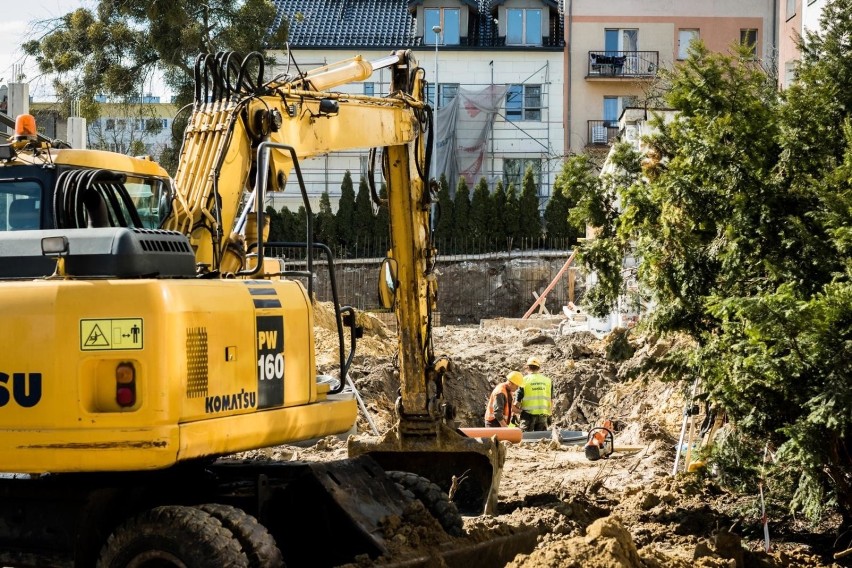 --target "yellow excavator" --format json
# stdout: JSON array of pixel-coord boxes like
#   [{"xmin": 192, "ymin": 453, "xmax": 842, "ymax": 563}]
[{"xmin": 0, "ymin": 50, "xmax": 522, "ymax": 567}]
